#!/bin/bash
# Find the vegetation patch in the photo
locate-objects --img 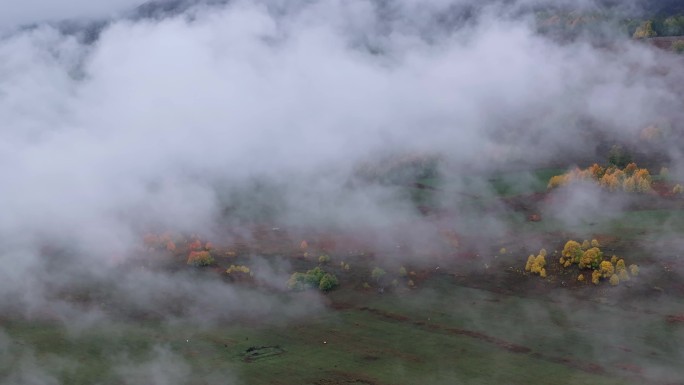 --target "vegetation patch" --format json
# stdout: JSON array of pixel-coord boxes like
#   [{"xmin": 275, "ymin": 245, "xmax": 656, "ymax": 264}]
[
  {"xmin": 548, "ymin": 162, "xmax": 653, "ymax": 193},
  {"xmin": 288, "ymin": 267, "xmax": 339, "ymax": 292}
]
